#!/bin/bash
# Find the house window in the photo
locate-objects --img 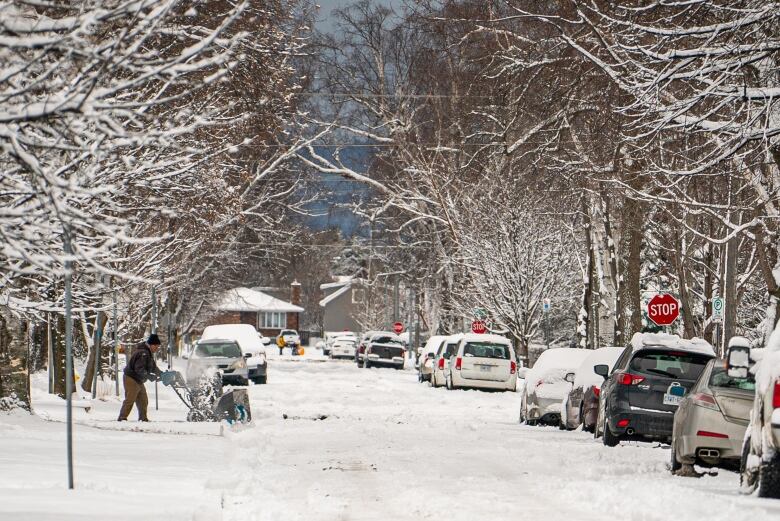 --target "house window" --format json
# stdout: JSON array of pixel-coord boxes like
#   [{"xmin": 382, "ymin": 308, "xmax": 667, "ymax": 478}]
[
  {"xmin": 352, "ymin": 288, "xmax": 365, "ymax": 304},
  {"xmin": 260, "ymin": 312, "xmax": 287, "ymax": 329}
]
